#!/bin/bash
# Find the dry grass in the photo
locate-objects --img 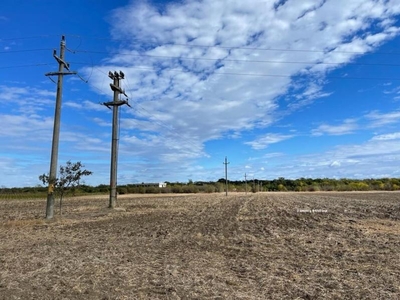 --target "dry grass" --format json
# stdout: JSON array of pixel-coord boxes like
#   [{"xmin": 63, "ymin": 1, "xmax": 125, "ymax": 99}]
[{"xmin": 0, "ymin": 192, "xmax": 399, "ymax": 299}]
